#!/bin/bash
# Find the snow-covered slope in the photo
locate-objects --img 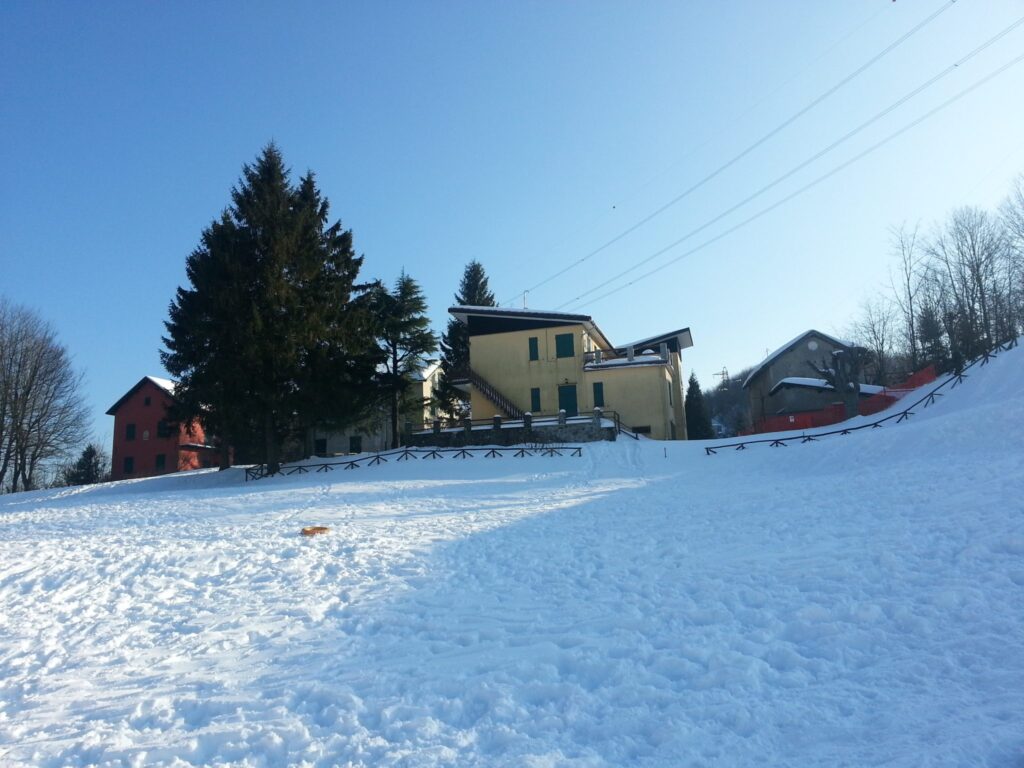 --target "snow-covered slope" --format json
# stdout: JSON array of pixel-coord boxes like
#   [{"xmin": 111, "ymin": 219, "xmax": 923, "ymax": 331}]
[{"xmin": 2, "ymin": 346, "xmax": 1023, "ymax": 767}]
